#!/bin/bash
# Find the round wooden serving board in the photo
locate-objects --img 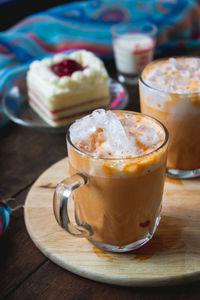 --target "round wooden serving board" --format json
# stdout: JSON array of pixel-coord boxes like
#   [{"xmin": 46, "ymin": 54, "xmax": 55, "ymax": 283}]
[{"xmin": 24, "ymin": 158, "xmax": 200, "ymax": 287}]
